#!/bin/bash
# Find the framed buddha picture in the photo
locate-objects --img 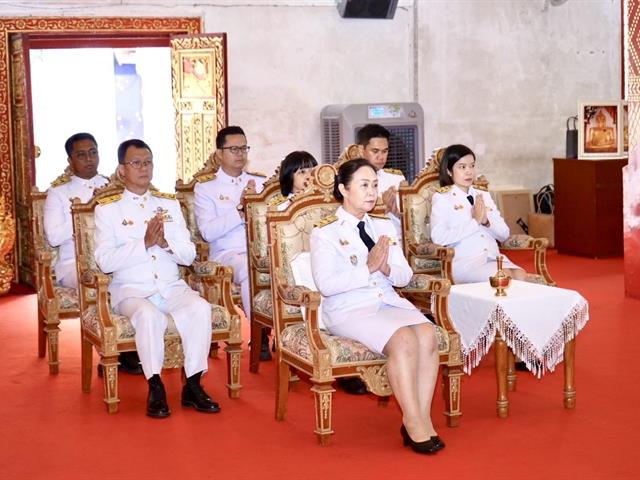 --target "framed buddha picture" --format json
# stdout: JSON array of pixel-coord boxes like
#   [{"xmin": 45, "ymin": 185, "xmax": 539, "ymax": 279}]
[{"xmin": 578, "ymin": 101, "xmax": 627, "ymax": 158}]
